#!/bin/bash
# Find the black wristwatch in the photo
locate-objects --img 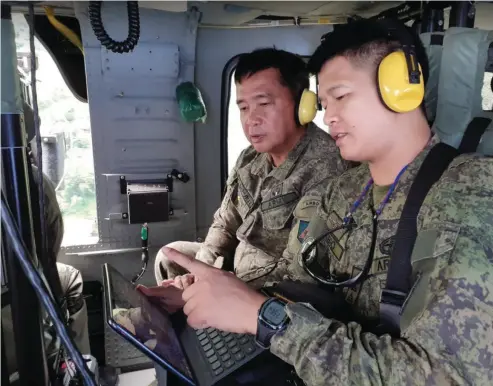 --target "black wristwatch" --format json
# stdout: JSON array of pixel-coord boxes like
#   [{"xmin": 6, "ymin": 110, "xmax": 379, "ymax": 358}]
[{"xmin": 255, "ymin": 297, "xmax": 289, "ymax": 349}]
